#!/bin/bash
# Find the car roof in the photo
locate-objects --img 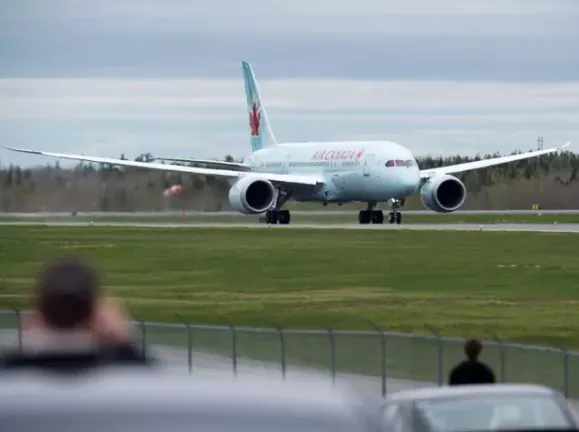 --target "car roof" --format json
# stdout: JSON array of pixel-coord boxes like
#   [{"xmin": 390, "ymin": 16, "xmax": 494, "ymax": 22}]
[
  {"xmin": 385, "ymin": 384, "xmax": 558, "ymax": 402},
  {"xmin": 0, "ymin": 368, "xmax": 364, "ymax": 416}
]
